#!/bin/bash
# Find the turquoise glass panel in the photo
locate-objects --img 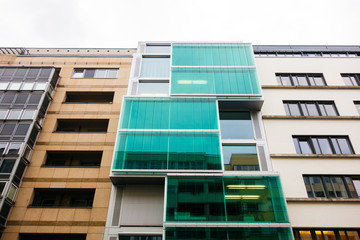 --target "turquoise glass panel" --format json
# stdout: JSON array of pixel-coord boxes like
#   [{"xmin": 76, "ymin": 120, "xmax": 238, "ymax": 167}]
[
  {"xmin": 172, "ymin": 43, "xmax": 255, "ymax": 66},
  {"xmin": 171, "ymin": 68, "xmax": 260, "ymax": 95},
  {"xmin": 113, "ymin": 132, "xmax": 221, "ymax": 170},
  {"xmin": 166, "ymin": 176, "xmax": 289, "ymax": 223},
  {"xmin": 120, "ymin": 98, "xmax": 218, "ymax": 130},
  {"xmin": 165, "ymin": 227, "xmax": 293, "ymax": 240}
]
